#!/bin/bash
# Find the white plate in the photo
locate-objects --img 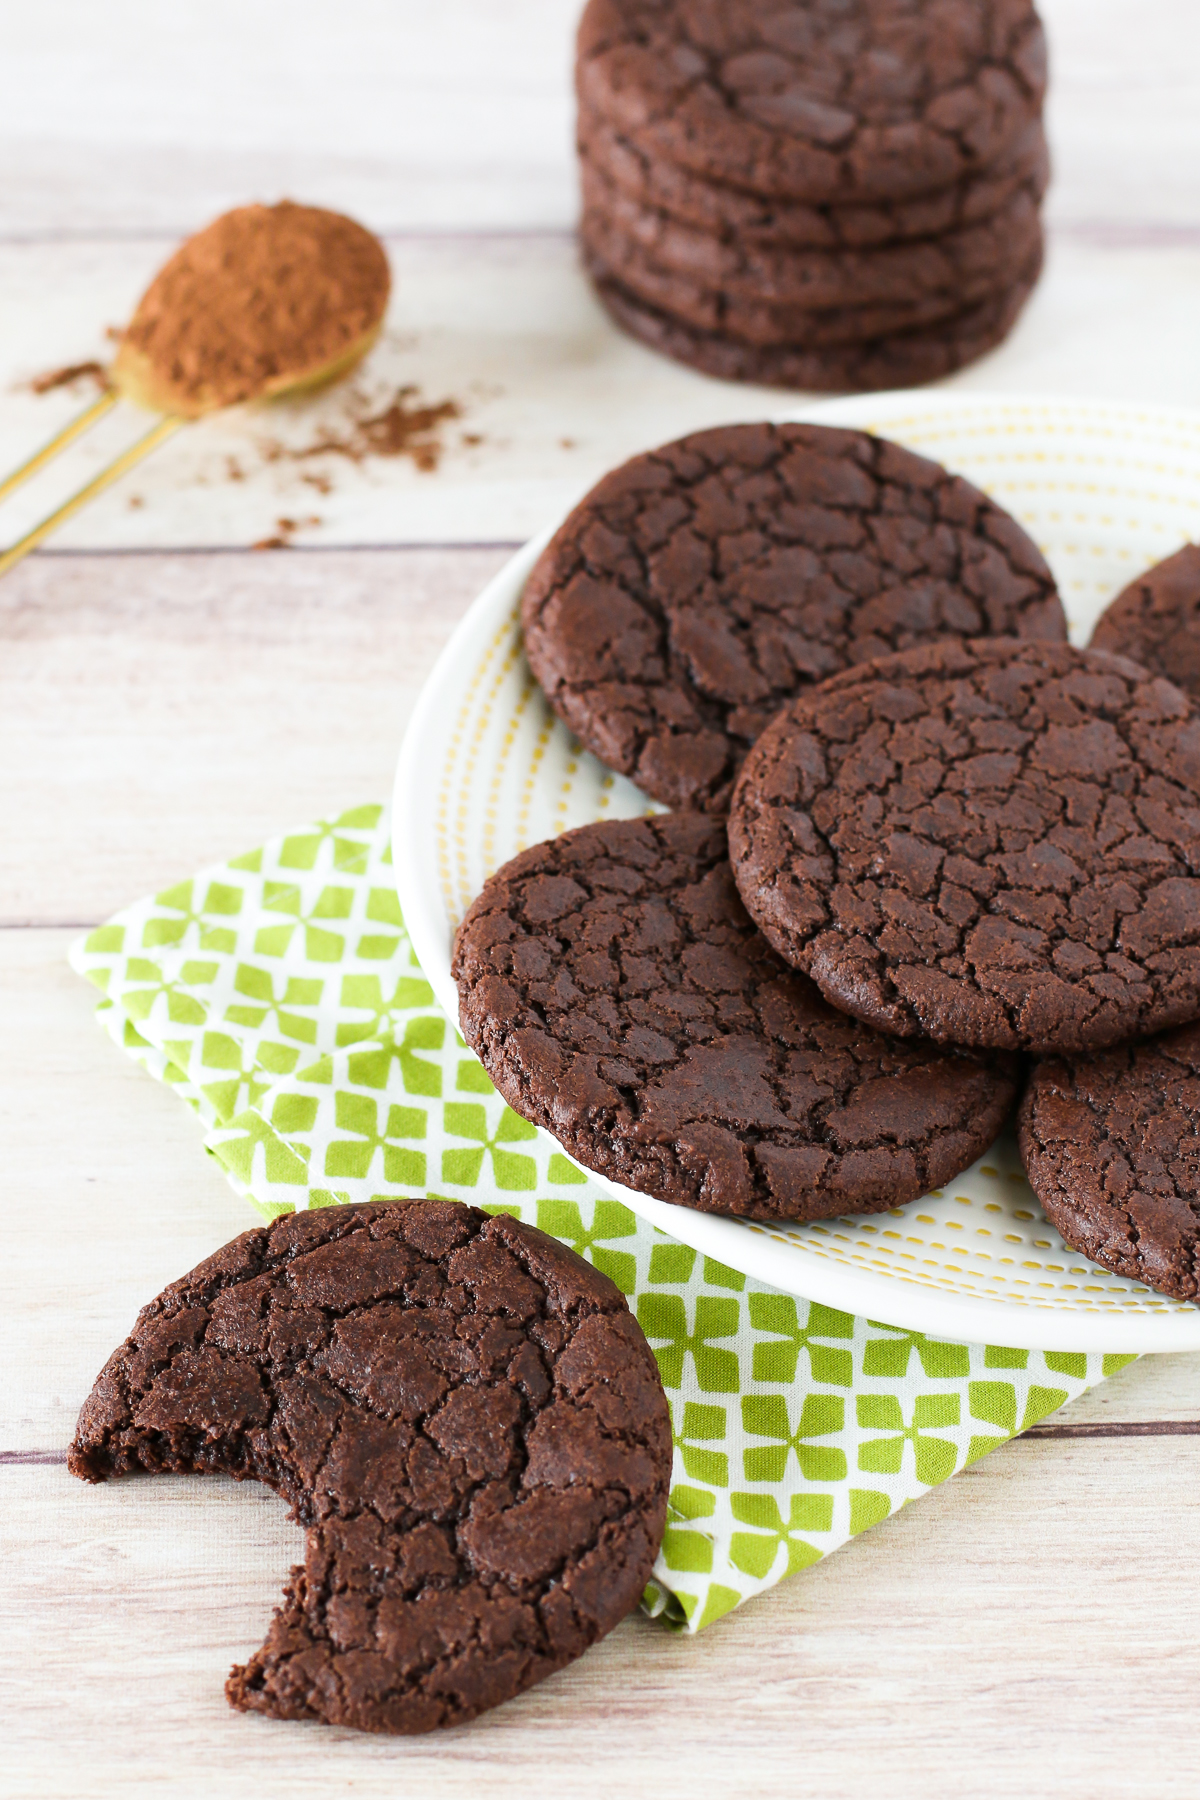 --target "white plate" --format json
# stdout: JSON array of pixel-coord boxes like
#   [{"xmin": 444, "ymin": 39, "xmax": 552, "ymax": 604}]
[{"xmin": 394, "ymin": 390, "xmax": 1200, "ymax": 1352}]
